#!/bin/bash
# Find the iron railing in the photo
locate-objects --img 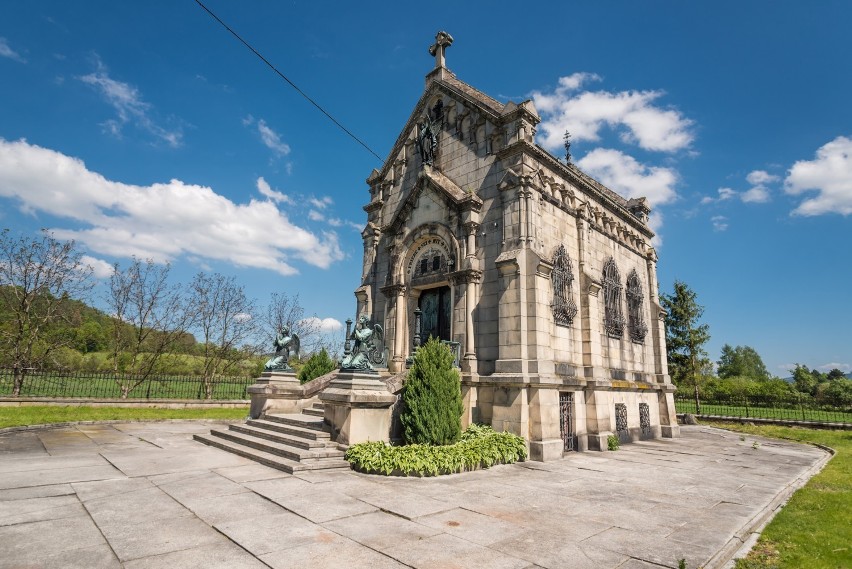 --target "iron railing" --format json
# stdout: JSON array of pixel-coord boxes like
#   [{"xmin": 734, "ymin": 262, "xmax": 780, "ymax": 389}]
[
  {"xmin": 0, "ymin": 368, "xmax": 254, "ymax": 400},
  {"xmin": 675, "ymin": 394, "xmax": 851, "ymax": 424}
]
